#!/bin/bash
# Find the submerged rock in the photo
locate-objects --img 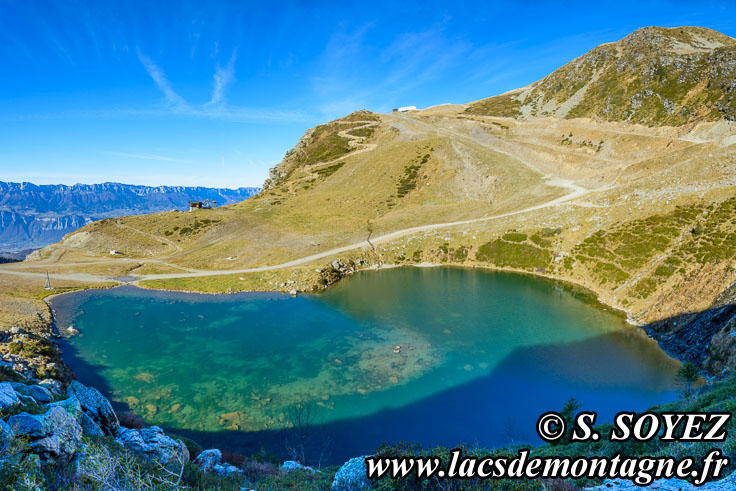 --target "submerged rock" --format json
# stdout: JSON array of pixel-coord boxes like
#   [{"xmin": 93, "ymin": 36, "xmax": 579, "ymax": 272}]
[
  {"xmin": 68, "ymin": 380, "xmax": 119, "ymax": 434},
  {"xmin": 332, "ymin": 456, "xmax": 372, "ymax": 490},
  {"xmin": 114, "ymin": 426, "xmax": 189, "ymax": 464}
]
